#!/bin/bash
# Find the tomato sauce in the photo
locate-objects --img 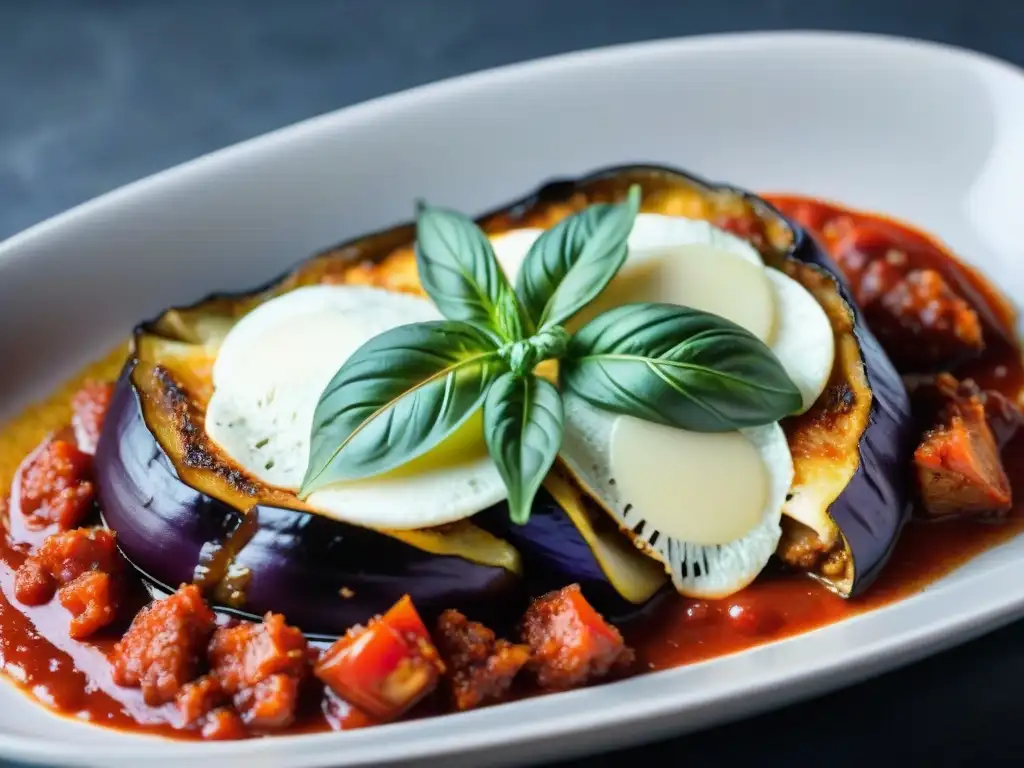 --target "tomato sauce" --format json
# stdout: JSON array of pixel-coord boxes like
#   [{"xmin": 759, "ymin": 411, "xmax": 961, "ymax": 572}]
[{"xmin": 0, "ymin": 196, "xmax": 1022, "ymax": 739}]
